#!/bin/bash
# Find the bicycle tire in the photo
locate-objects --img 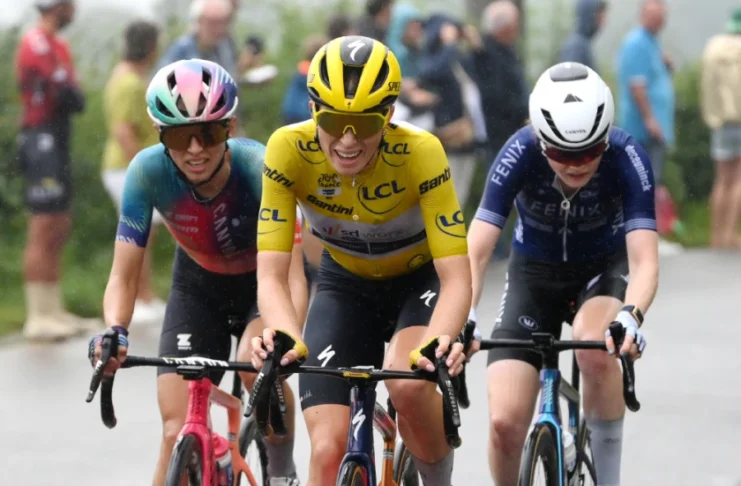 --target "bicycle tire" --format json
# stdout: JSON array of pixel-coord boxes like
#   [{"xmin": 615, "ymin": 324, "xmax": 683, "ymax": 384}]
[
  {"xmin": 518, "ymin": 423, "xmax": 561, "ymax": 486},
  {"xmin": 337, "ymin": 460, "xmax": 370, "ymax": 486},
  {"xmin": 237, "ymin": 413, "xmax": 269, "ymax": 486},
  {"xmin": 392, "ymin": 441, "xmax": 420, "ymax": 486},
  {"xmin": 165, "ymin": 433, "xmax": 205, "ymax": 486},
  {"xmin": 573, "ymin": 418, "xmax": 597, "ymax": 485}
]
